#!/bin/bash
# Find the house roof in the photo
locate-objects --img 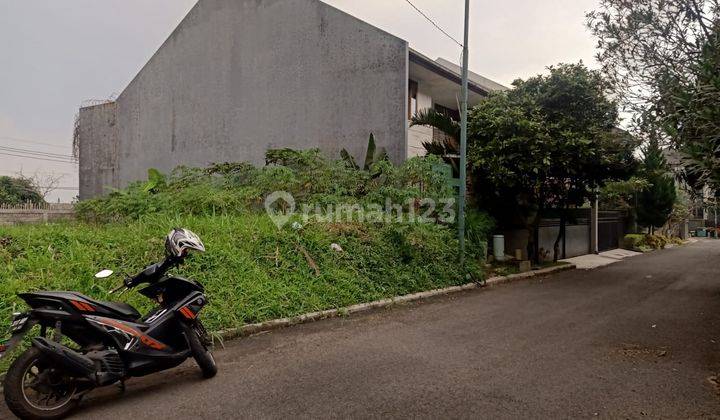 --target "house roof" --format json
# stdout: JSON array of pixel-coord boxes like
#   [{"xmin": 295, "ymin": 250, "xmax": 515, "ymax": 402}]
[
  {"xmin": 434, "ymin": 58, "xmax": 509, "ymax": 93},
  {"xmin": 408, "ymin": 49, "xmax": 508, "ymax": 96}
]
